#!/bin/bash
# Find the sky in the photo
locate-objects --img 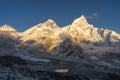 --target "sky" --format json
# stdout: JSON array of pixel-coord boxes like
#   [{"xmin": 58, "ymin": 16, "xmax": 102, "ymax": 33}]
[{"xmin": 0, "ymin": 0, "xmax": 120, "ymax": 33}]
